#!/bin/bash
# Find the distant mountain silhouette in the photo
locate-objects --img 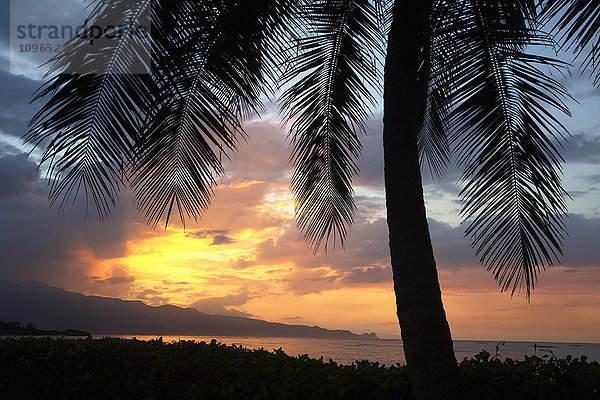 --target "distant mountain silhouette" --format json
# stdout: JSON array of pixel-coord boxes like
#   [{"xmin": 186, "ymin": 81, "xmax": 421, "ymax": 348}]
[
  {"xmin": 0, "ymin": 281, "xmax": 377, "ymax": 339},
  {"xmin": 0, "ymin": 321, "xmax": 90, "ymax": 336}
]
